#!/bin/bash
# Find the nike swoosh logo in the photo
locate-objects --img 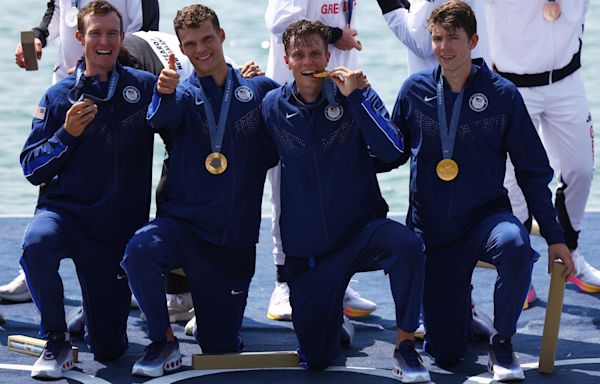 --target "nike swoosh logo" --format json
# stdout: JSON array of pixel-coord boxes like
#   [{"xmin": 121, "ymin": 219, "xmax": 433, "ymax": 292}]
[
  {"xmin": 286, "ymin": 112, "xmax": 299, "ymax": 119},
  {"xmin": 424, "ymin": 95, "xmax": 438, "ymax": 102},
  {"xmin": 195, "ymin": 97, "xmax": 204, "ymax": 105},
  {"xmin": 116, "ymin": 274, "xmax": 128, "ymax": 280},
  {"xmin": 231, "ymin": 289, "xmax": 245, "ymax": 296}
]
